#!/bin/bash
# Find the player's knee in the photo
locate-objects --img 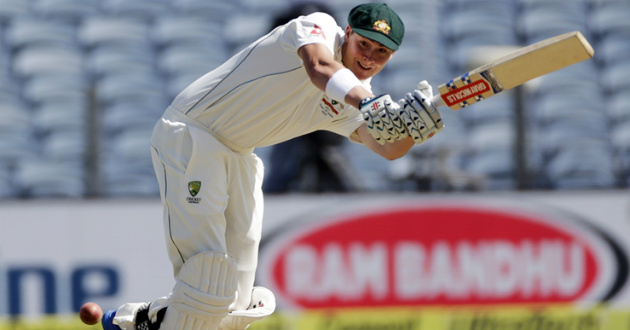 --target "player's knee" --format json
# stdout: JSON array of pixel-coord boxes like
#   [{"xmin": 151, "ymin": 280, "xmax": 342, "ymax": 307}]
[{"xmin": 163, "ymin": 251, "xmax": 238, "ymax": 330}]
